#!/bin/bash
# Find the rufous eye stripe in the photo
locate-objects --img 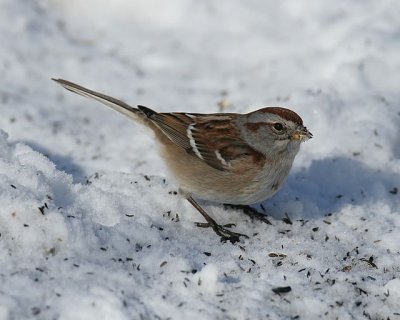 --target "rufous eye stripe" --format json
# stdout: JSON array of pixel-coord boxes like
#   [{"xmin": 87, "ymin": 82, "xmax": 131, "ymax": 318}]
[{"xmin": 244, "ymin": 122, "xmax": 265, "ymax": 132}]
